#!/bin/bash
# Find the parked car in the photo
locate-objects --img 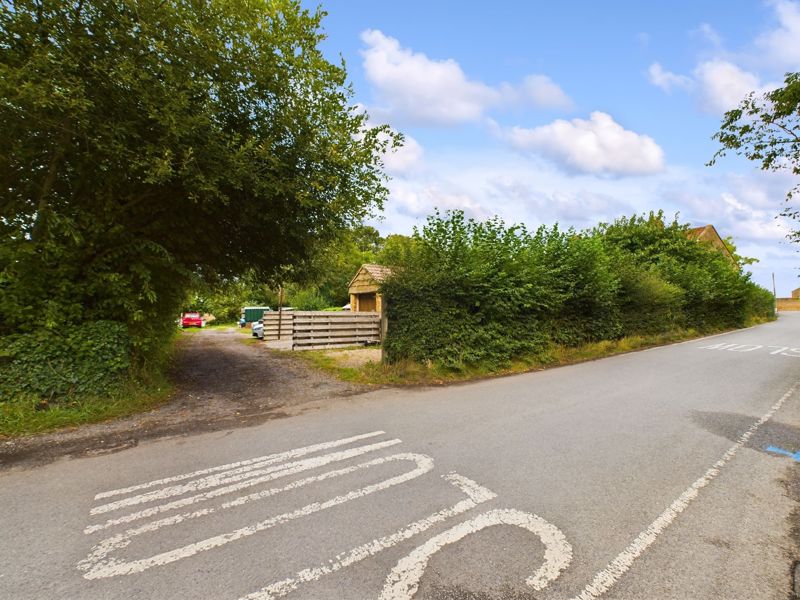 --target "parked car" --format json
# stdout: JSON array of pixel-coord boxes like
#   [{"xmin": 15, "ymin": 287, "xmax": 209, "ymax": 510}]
[
  {"xmin": 181, "ymin": 312, "xmax": 206, "ymax": 328},
  {"xmin": 251, "ymin": 319, "xmax": 264, "ymax": 339}
]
